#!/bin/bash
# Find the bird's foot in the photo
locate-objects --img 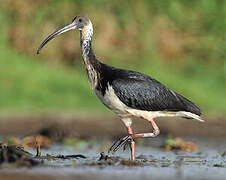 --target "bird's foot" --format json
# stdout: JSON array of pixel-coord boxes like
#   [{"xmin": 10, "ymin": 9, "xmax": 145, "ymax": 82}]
[{"xmin": 108, "ymin": 135, "xmax": 133, "ymax": 153}]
